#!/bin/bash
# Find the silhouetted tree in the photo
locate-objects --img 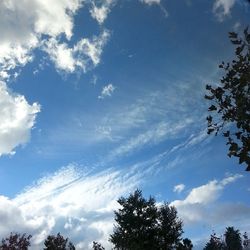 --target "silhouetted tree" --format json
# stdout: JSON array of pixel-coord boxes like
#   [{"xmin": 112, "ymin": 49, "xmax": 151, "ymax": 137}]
[
  {"xmin": 243, "ymin": 232, "xmax": 249, "ymax": 249},
  {"xmin": 110, "ymin": 189, "xmax": 158, "ymax": 249},
  {"xmin": 110, "ymin": 189, "xmax": 185, "ymax": 250},
  {"xmin": 43, "ymin": 233, "xmax": 75, "ymax": 250},
  {"xmin": 203, "ymin": 233, "xmax": 225, "ymax": 250},
  {"xmin": 177, "ymin": 238, "xmax": 193, "ymax": 250},
  {"xmin": 204, "ymin": 228, "xmax": 249, "ymax": 250},
  {"xmin": 93, "ymin": 241, "xmax": 105, "ymax": 250},
  {"xmin": 224, "ymin": 227, "xmax": 242, "ymax": 250},
  {"xmin": 205, "ymin": 27, "xmax": 250, "ymax": 171},
  {"xmin": 0, "ymin": 232, "xmax": 32, "ymax": 250},
  {"xmin": 157, "ymin": 203, "xmax": 183, "ymax": 249}
]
